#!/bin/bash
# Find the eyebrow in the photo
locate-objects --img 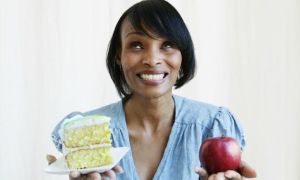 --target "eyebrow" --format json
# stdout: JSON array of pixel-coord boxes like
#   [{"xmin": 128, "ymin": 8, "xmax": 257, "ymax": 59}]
[{"xmin": 125, "ymin": 31, "xmax": 146, "ymax": 38}]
